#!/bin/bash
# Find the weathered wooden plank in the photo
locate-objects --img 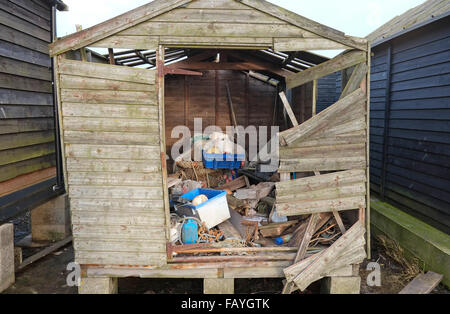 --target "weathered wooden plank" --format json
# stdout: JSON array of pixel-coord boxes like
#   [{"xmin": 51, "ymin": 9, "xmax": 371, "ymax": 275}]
[
  {"xmin": 0, "ymin": 130, "xmax": 54, "ymax": 151},
  {"xmin": 0, "ymin": 166, "xmax": 55, "ymax": 197},
  {"xmin": 0, "ymin": 41, "xmax": 50, "ymax": 67},
  {"xmin": 276, "ymin": 196, "xmax": 366, "ymax": 216},
  {"xmin": 284, "ymin": 221, "xmax": 365, "ymax": 288},
  {"xmin": 70, "ymin": 198, "xmax": 164, "ymax": 212},
  {"xmin": 286, "ymin": 51, "xmax": 367, "ymax": 90},
  {"xmin": 92, "ymin": 35, "xmax": 159, "ymax": 49},
  {"xmin": 120, "ymin": 21, "xmax": 314, "ymax": 38},
  {"xmin": 9, "ymin": 0, "xmax": 51, "ymax": 21},
  {"xmin": 0, "ymin": 118, "xmax": 54, "ymax": 135},
  {"xmin": 277, "ymin": 183, "xmax": 366, "ymax": 203},
  {"xmin": 0, "ymin": 105, "xmax": 53, "ymax": 119},
  {"xmin": 0, "ymin": 153, "xmax": 55, "ymax": 182},
  {"xmin": 280, "ymin": 143, "xmax": 366, "ymax": 159},
  {"xmin": 69, "ymin": 186, "xmax": 163, "ymax": 200},
  {"xmin": 279, "ymin": 89, "xmax": 366, "ymax": 145},
  {"xmin": 0, "ymin": 1, "xmax": 51, "ymax": 31},
  {"xmin": 186, "ymin": 0, "xmax": 249, "ymax": 9},
  {"xmin": 399, "ymin": 272, "xmax": 443, "ymax": 294},
  {"xmin": 0, "ymin": 24, "xmax": 48, "ymax": 55},
  {"xmin": 49, "ymin": 0, "xmax": 192, "ymax": 56},
  {"xmin": 60, "ymin": 75, "xmax": 154, "ymax": 92},
  {"xmin": 60, "ymin": 89, "xmax": 157, "ymax": 105},
  {"xmin": 68, "ymin": 172, "xmax": 163, "ymax": 187},
  {"xmin": 224, "ymin": 267, "xmax": 284, "ymax": 278},
  {"xmin": 0, "ymin": 56, "xmax": 52, "ymax": 81},
  {"xmin": 72, "ymin": 224, "xmax": 166, "ymax": 241},
  {"xmin": 160, "ymin": 36, "xmax": 272, "ymax": 48},
  {"xmin": 65, "ymin": 144, "xmax": 160, "ymax": 160},
  {"xmin": 0, "ymin": 142, "xmax": 55, "ymax": 166},
  {"xmin": 274, "ymin": 38, "xmax": 349, "ymax": 51},
  {"xmin": 279, "ymin": 91, "xmax": 298, "ymax": 127},
  {"xmin": 0, "ymin": 88, "xmax": 53, "ymax": 106},
  {"xmin": 278, "ymin": 156, "xmax": 366, "ymax": 172},
  {"xmin": 71, "ymin": 211, "xmax": 165, "ymax": 226},
  {"xmin": 285, "ymin": 135, "xmax": 367, "ymax": 148},
  {"xmin": 0, "ymin": 73, "xmax": 52, "ymax": 93},
  {"xmin": 238, "ymin": 0, "xmax": 367, "ymax": 50},
  {"xmin": 66, "ymin": 158, "xmax": 161, "ymax": 173},
  {"xmin": 276, "ymin": 170, "xmax": 366, "ymax": 194},
  {"xmin": 63, "ymin": 117, "xmax": 159, "ymax": 133},
  {"xmin": 75, "ymin": 251, "xmax": 167, "ymax": 266},
  {"xmin": 153, "ymin": 8, "xmax": 286, "ymax": 24},
  {"xmin": 62, "ymin": 103, "xmax": 159, "ymax": 119},
  {"xmin": 74, "ymin": 239, "xmax": 166, "ymax": 253},
  {"xmin": 340, "ymin": 62, "xmax": 369, "ymax": 99},
  {"xmin": 58, "ymin": 59, "xmax": 156, "ymax": 84},
  {"xmin": 64, "ymin": 130, "xmax": 160, "ymax": 145},
  {"xmin": 291, "ymin": 241, "xmax": 366, "ymax": 290},
  {"xmin": 0, "ymin": 9, "xmax": 50, "ymax": 42}
]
